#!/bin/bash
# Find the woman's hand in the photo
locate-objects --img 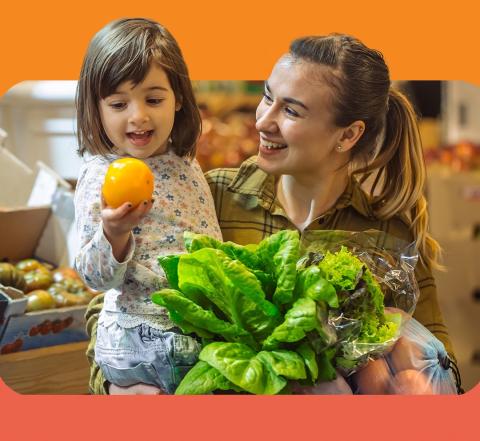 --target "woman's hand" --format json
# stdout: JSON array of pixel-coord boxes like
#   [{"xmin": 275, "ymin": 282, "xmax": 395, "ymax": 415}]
[
  {"xmin": 109, "ymin": 382, "xmax": 164, "ymax": 395},
  {"xmin": 101, "ymin": 198, "xmax": 154, "ymax": 261}
]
